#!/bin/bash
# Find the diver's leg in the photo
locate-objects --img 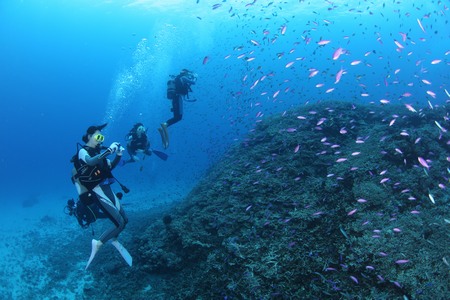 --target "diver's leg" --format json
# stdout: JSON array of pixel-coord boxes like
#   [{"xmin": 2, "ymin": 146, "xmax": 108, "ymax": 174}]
[
  {"xmin": 161, "ymin": 96, "xmax": 183, "ymax": 148},
  {"xmin": 167, "ymin": 96, "xmax": 182, "ymax": 126},
  {"xmin": 125, "ymin": 145, "xmax": 138, "ymax": 163},
  {"xmin": 95, "ymin": 185, "xmax": 126, "ymax": 241},
  {"xmin": 85, "ymin": 185, "xmax": 126, "ymax": 269}
]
